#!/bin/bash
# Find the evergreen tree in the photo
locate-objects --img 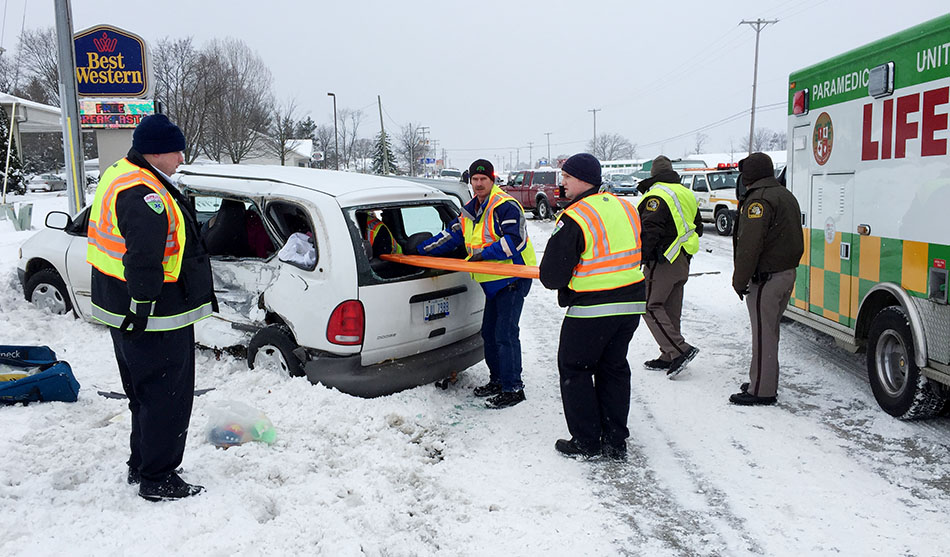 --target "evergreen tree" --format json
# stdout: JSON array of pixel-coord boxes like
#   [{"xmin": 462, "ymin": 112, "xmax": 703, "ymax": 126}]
[
  {"xmin": 0, "ymin": 107, "xmax": 26, "ymax": 195},
  {"xmin": 372, "ymin": 131, "xmax": 397, "ymax": 175}
]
